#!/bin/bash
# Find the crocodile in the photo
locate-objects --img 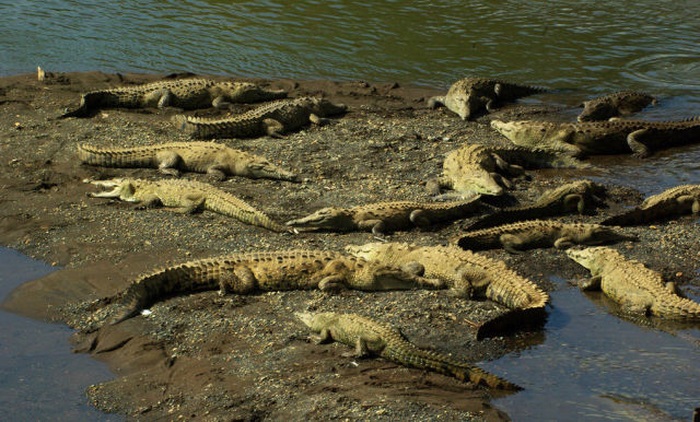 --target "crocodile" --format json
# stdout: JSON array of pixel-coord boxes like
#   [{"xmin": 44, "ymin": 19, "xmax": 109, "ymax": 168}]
[
  {"xmin": 427, "ymin": 77, "xmax": 546, "ymax": 120},
  {"xmin": 61, "ymin": 78, "xmax": 287, "ymax": 118},
  {"xmin": 284, "ymin": 197, "xmax": 482, "ymax": 236},
  {"xmin": 426, "ymin": 144, "xmax": 585, "ymax": 198},
  {"xmin": 346, "ymin": 242, "xmax": 548, "ymax": 309},
  {"xmin": 567, "ymin": 246, "xmax": 700, "ymax": 320},
  {"xmin": 174, "ymin": 96, "xmax": 347, "ymax": 139},
  {"xmin": 491, "ymin": 117, "xmax": 700, "ymax": 158},
  {"xmin": 578, "ymin": 91, "xmax": 657, "ymax": 122},
  {"xmin": 455, "ymin": 220, "xmax": 637, "ymax": 253},
  {"xmin": 297, "ymin": 311, "xmax": 522, "ymax": 390},
  {"xmin": 601, "ymin": 184, "xmax": 700, "ymax": 226},
  {"xmin": 466, "ymin": 179, "xmax": 607, "ymax": 230},
  {"xmin": 87, "ymin": 178, "xmax": 290, "ymax": 233},
  {"xmin": 77, "ymin": 141, "xmax": 299, "ymax": 182},
  {"xmin": 101, "ymin": 250, "xmax": 444, "ymax": 325}
]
